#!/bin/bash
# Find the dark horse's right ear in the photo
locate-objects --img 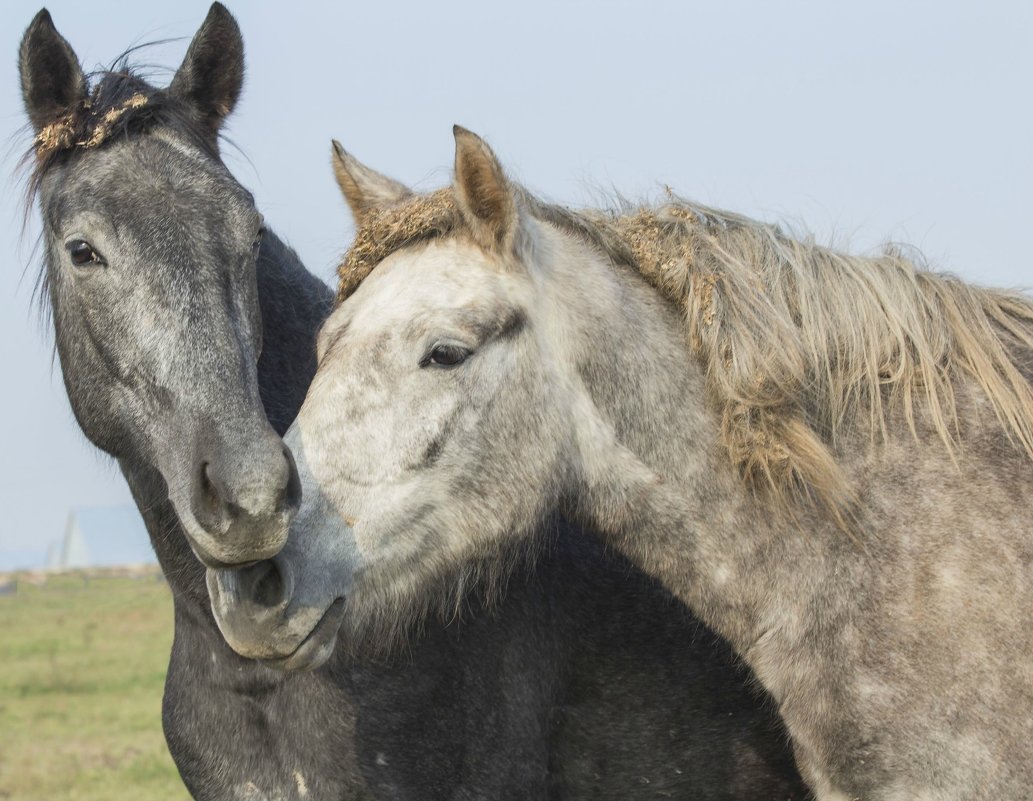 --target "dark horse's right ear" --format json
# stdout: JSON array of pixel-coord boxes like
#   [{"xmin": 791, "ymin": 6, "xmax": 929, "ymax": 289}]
[
  {"xmin": 169, "ymin": 3, "xmax": 244, "ymax": 141},
  {"xmin": 19, "ymin": 9, "xmax": 87, "ymax": 131}
]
